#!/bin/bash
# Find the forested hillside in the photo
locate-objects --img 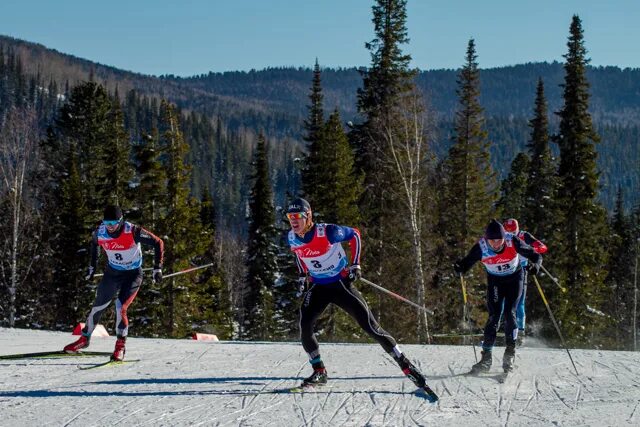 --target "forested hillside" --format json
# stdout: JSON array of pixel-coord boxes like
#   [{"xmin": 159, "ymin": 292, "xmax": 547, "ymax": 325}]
[
  {"xmin": 0, "ymin": 5, "xmax": 638, "ymax": 353},
  {"xmin": 3, "ymin": 34, "xmax": 637, "ymax": 209}
]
